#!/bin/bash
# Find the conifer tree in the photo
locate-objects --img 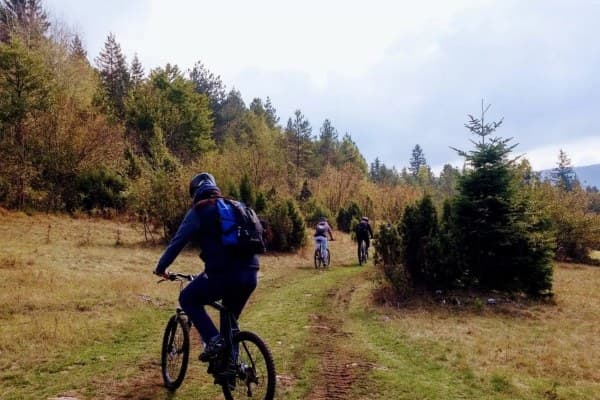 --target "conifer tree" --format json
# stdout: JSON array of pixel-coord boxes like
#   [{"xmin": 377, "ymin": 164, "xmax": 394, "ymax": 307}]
[
  {"xmin": 550, "ymin": 149, "xmax": 578, "ymax": 192},
  {"xmin": 318, "ymin": 118, "xmax": 338, "ymax": 166},
  {"xmin": 264, "ymin": 96, "xmax": 279, "ymax": 128},
  {"xmin": 249, "ymin": 97, "xmax": 265, "ymax": 117},
  {"xmin": 95, "ymin": 33, "xmax": 130, "ymax": 117},
  {"xmin": 409, "ymin": 144, "xmax": 427, "ymax": 177},
  {"xmin": 337, "ymin": 133, "xmax": 367, "ymax": 173},
  {"xmin": 69, "ymin": 34, "xmax": 87, "ymax": 60},
  {"xmin": 0, "ymin": 37, "xmax": 53, "ymax": 208},
  {"xmin": 189, "ymin": 60, "xmax": 226, "ymax": 110},
  {"xmin": 285, "ymin": 109, "xmax": 313, "ymax": 186},
  {"xmin": 129, "ymin": 53, "xmax": 144, "ymax": 87},
  {"xmin": 0, "ymin": 0, "xmax": 49, "ymax": 45},
  {"xmin": 450, "ymin": 103, "xmax": 553, "ymax": 295}
]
